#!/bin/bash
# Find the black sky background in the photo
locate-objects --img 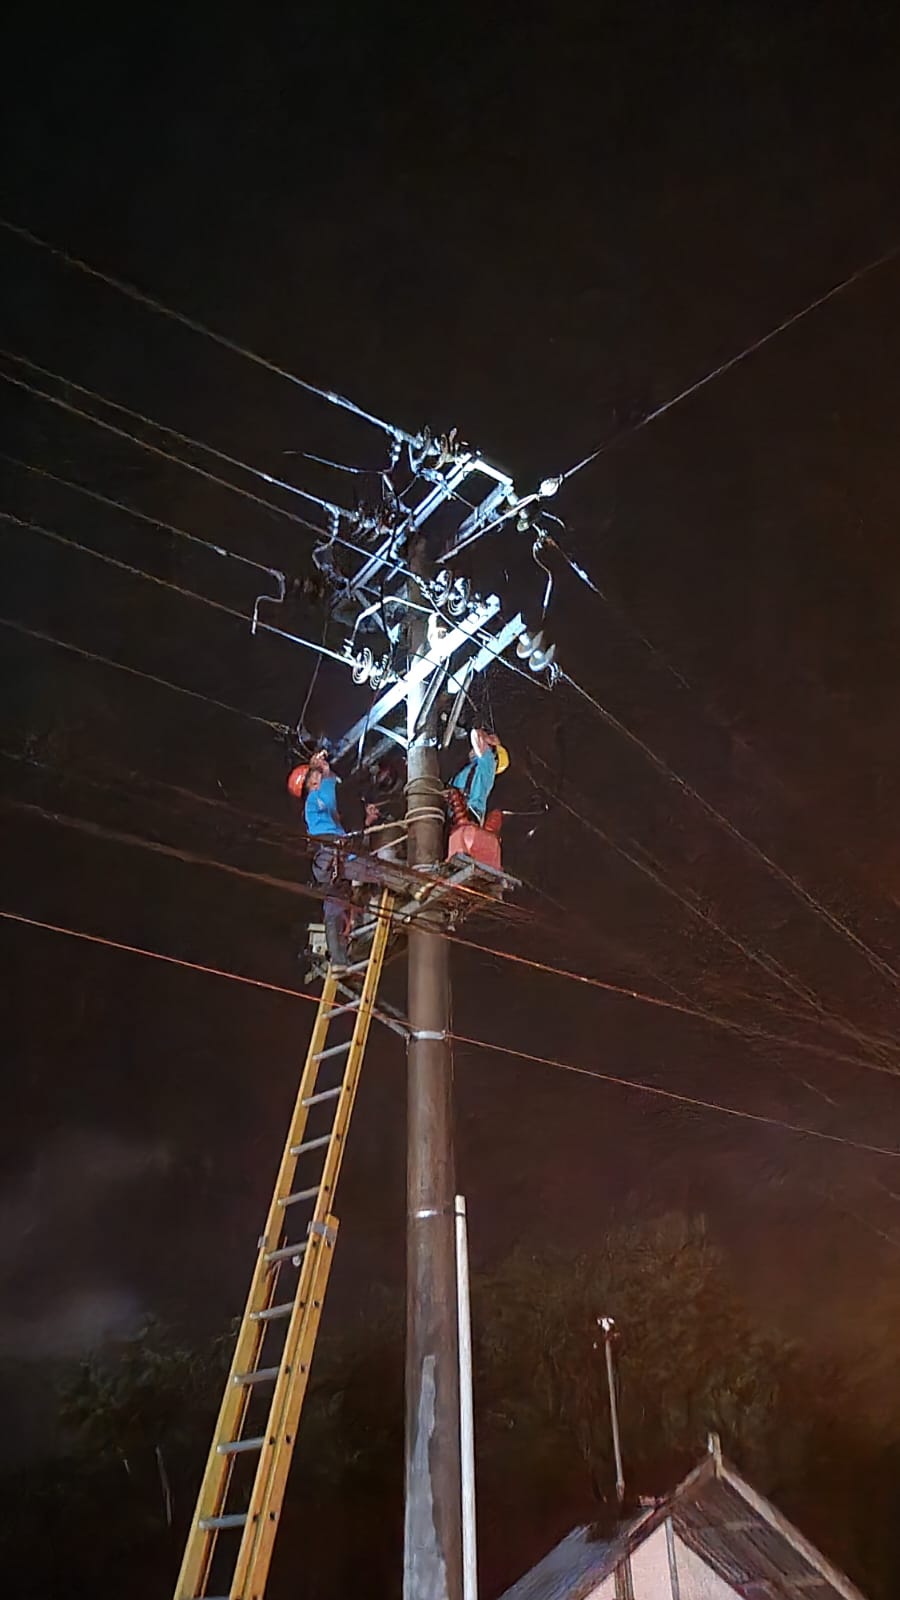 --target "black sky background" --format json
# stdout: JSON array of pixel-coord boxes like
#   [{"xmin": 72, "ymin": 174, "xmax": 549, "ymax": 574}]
[{"xmin": 3, "ymin": 0, "xmax": 900, "ymax": 1475}]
